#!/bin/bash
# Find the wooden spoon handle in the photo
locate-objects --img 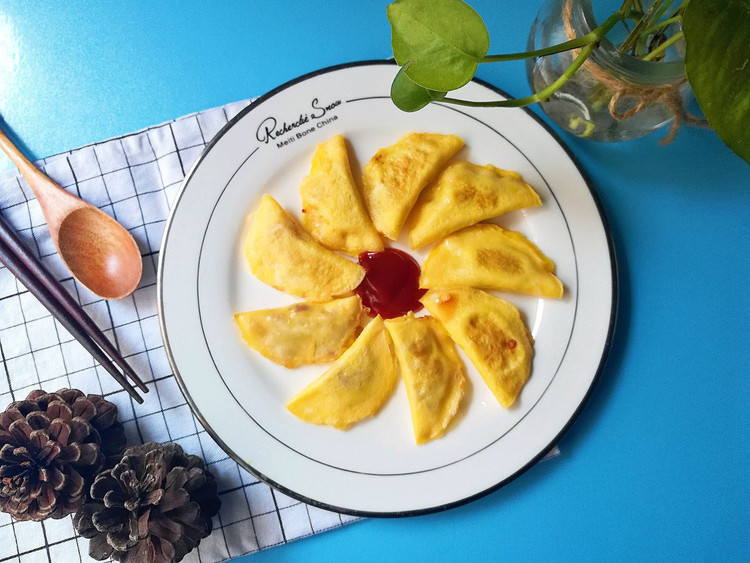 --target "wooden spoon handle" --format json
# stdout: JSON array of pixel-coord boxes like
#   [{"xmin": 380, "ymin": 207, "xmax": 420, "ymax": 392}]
[
  {"xmin": 0, "ymin": 127, "xmax": 44, "ymax": 185},
  {"xmin": 0, "ymin": 127, "xmax": 85, "ymax": 235}
]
